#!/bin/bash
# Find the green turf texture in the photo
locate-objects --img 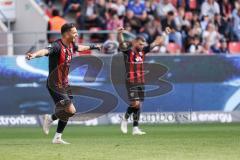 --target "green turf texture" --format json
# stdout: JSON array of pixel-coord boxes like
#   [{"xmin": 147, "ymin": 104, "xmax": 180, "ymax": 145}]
[{"xmin": 0, "ymin": 123, "xmax": 239, "ymax": 160}]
